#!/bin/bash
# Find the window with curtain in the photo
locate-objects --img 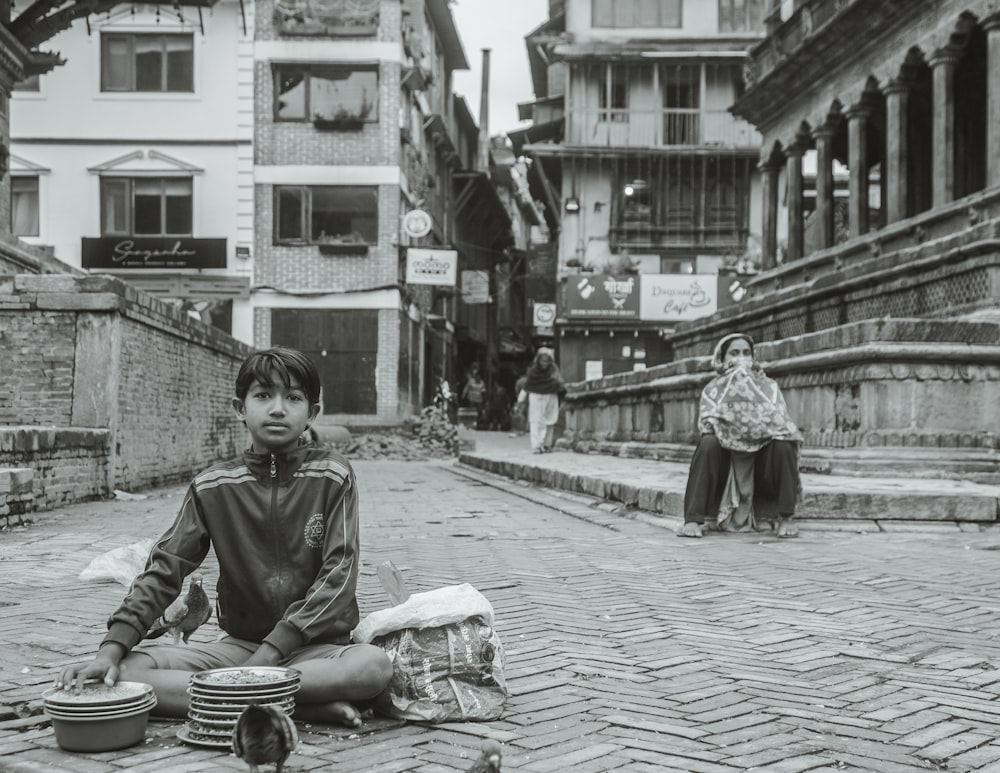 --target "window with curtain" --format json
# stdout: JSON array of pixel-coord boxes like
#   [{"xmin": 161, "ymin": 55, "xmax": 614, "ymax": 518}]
[
  {"xmin": 11, "ymin": 177, "xmax": 39, "ymax": 236},
  {"xmin": 100, "ymin": 177, "xmax": 193, "ymax": 236},
  {"xmin": 101, "ymin": 34, "xmax": 194, "ymax": 92},
  {"xmin": 273, "ymin": 64, "xmax": 378, "ymax": 123},
  {"xmin": 718, "ymin": 0, "xmax": 766, "ymax": 33},
  {"xmin": 592, "ymin": 0, "xmax": 681, "ymax": 28}
]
